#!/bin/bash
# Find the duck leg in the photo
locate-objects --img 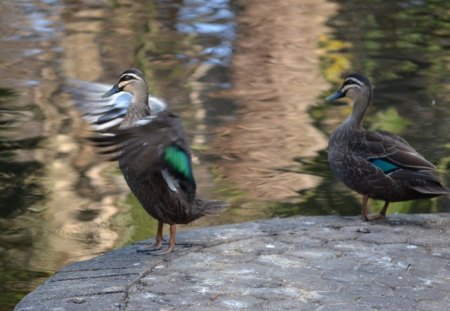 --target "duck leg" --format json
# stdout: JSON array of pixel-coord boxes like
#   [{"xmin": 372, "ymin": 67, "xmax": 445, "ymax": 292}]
[
  {"xmin": 371, "ymin": 201, "xmax": 389, "ymax": 220},
  {"xmin": 361, "ymin": 196, "xmax": 389, "ymax": 221},
  {"xmin": 369, "ymin": 201, "xmax": 389, "ymax": 220},
  {"xmin": 137, "ymin": 220, "xmax": 164, "ymax": 252},
  {"xmin": 361, "ymin": 195, "xmax": 370, "ymax": 221},
  {"xmin": 153, "ymin": 224, "xmax": 176, "ymax": 255},
  {"xmin": 154, "ymin": 220, "xmax": 164, "ymax": 248}
]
